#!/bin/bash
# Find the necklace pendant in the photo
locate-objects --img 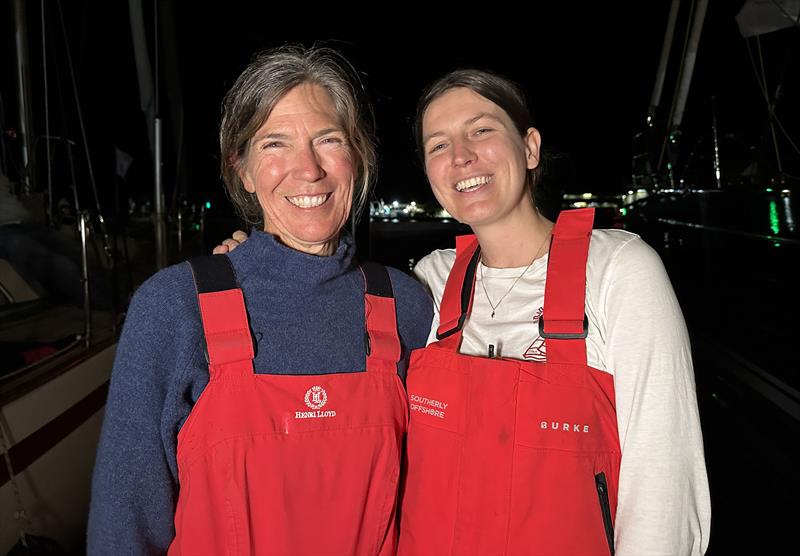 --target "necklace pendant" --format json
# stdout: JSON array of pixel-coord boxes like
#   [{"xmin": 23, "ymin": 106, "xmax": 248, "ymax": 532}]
[{"xmin": 491, "ymin": 310, "xmax": 495, "ymax": 318}]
